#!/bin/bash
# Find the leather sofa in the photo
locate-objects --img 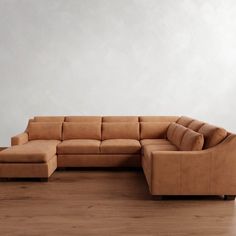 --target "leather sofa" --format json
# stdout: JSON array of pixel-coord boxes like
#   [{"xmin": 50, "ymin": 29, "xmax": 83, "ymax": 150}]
[{"xmin": 0, "ymin": 115, "xmax": 236, "ymax": 200}]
